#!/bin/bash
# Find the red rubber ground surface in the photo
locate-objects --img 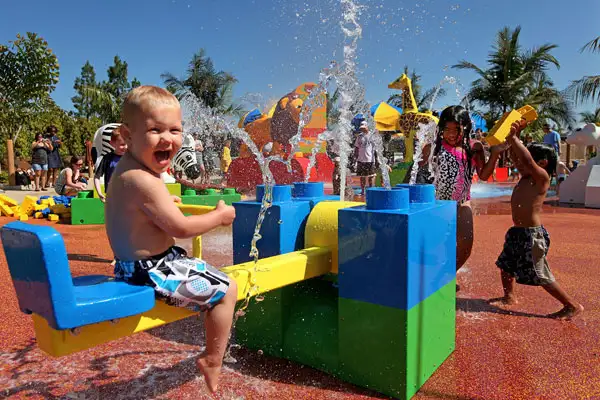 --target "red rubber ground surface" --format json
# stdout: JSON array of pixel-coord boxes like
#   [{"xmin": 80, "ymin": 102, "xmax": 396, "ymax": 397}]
[{"xmin": 1, "ymin": 193, "xmax": 599, "ymax": 399}]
